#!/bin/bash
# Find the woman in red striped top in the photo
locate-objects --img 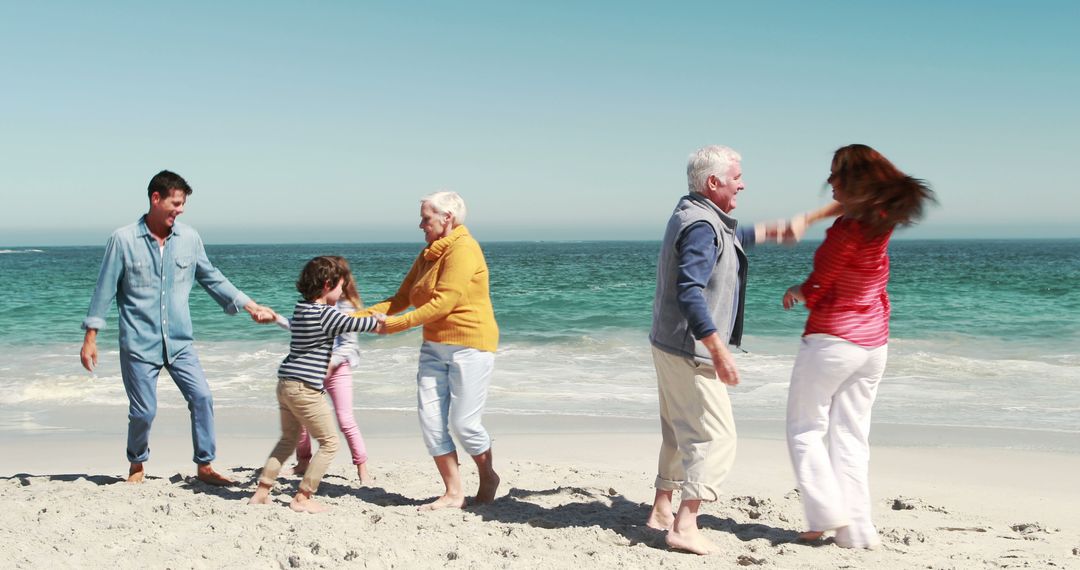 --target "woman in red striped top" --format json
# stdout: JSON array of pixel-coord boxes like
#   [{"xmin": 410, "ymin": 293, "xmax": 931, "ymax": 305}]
[{"xmin": 782, "ymin": 144, "xmax": 934, "ymax": 549}]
